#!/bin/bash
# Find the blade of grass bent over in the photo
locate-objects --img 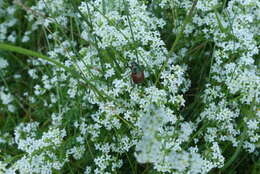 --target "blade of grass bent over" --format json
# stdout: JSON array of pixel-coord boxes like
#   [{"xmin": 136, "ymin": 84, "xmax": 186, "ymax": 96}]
[
  {"xmin": 0, "ymin": 43, "xmax": 79, "ymax": 77},
  {"xmin": 0, "ymin": 43, "xmax": 105, "ymax": 100}
]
